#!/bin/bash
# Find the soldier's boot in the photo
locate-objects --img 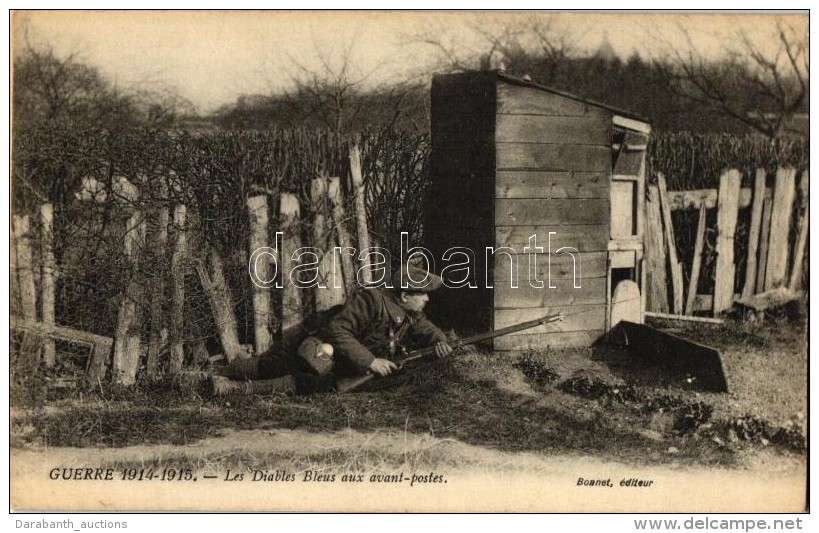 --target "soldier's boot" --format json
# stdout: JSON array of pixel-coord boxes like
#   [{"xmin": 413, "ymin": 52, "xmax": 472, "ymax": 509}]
[
  {"xmin": 209, "ymin": 375, "xmax": 296, "ymax": 397},
  {"xmin": 248, "ymin": 375, "xmax": 297, "ymax": 395}
]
